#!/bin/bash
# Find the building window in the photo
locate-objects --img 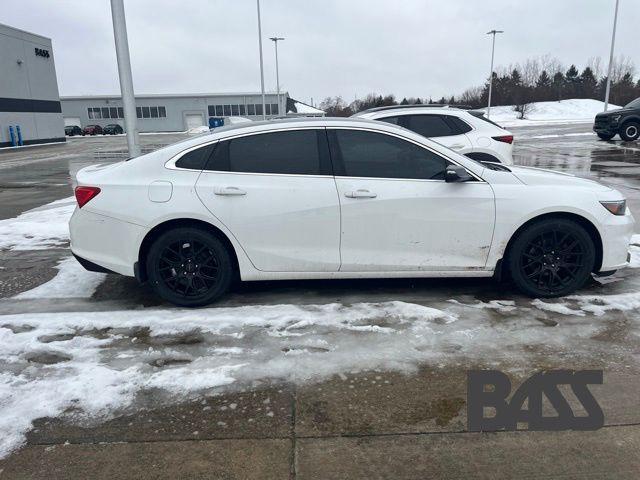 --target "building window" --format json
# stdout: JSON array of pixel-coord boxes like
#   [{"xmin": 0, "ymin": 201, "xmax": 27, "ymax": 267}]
[
  {"xmin": 150, "ymin": 106, "xmax": 159, "ymax": 118},
  {"xmin": 136, "ymin": 107, "xmax": 142, "ymax": 118},
  {"xmin": 255, "ymin": 103, "xmax": 263, "ymax": 116},
  {"xmin": 265, "ymin": 104, "xmax": 272, "ymax": 115},
  {"xmin": 92, "ymin": 107, "xmax": 102, "ymax": 119},
  {"xmin": 101, "ymin": 107, "xmax": 110, "ymax": 119},
  {"xmin": 223, "ymin": 105, "xmax": 232, "ymax": 116},
  {"xmin": 88, "ymin": 108, "xmax": 94, "ymax": 119},
  {"xmin": 247, "ymin": 104, "xmax": 255, "ymax": 116},
  {"xmin": 158, "ymin": 106, "xmax": 166, "ymax": 117},
  {"xmin": 271, "ymin": 104, "xmax": 279, "ymax": 115},
  {"xmin": 109, "ymin": 107, "xmax": 118, "ymax": 119},
  {"xmin": 142, "ymin": 106, "xmax": 150, "ymax": 118},
  {"xmin": 231, "ymin": 105, "xmax": 239, "ymax": 116},
  {"xmin": 207, "ymin": 105, "xmax": 215, "ymax": 116},
  {"xmin": 118, "ymin": 107, "xmax": 124, "ymax": 118},
  {"xmin": 239, "ymin": 104, "xmax": 246, "ymax": 115}
]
